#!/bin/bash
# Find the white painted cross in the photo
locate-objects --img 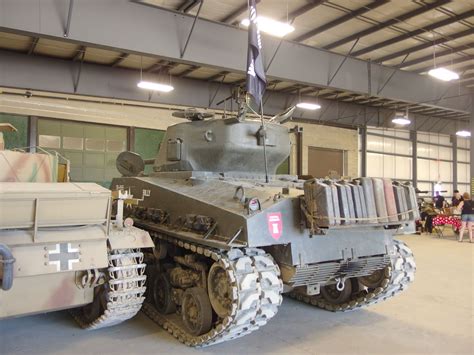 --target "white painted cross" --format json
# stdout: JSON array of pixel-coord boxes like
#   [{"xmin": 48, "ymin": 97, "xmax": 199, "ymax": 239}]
[{"xmin": 48, "ymin": 243, "xmax": 80, "ymax": 272}]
